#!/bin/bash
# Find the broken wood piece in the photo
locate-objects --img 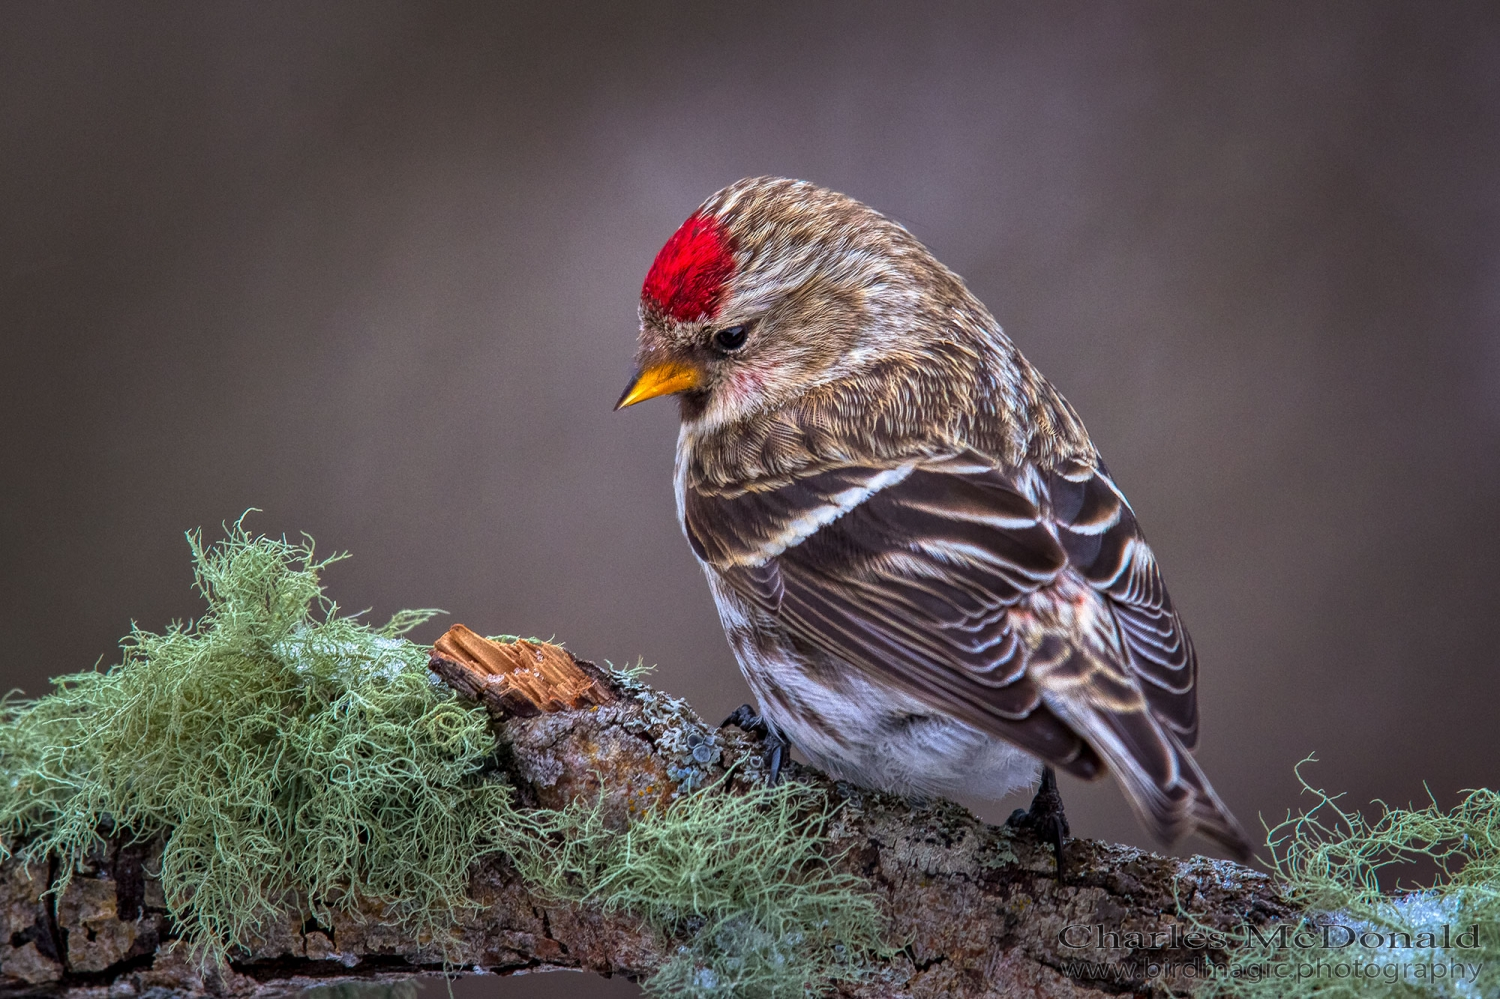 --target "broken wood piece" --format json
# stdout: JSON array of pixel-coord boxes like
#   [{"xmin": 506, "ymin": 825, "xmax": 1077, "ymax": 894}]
[{"xmin": 429, "ymin": 624, "xmax": 612, "ymax": 717}]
